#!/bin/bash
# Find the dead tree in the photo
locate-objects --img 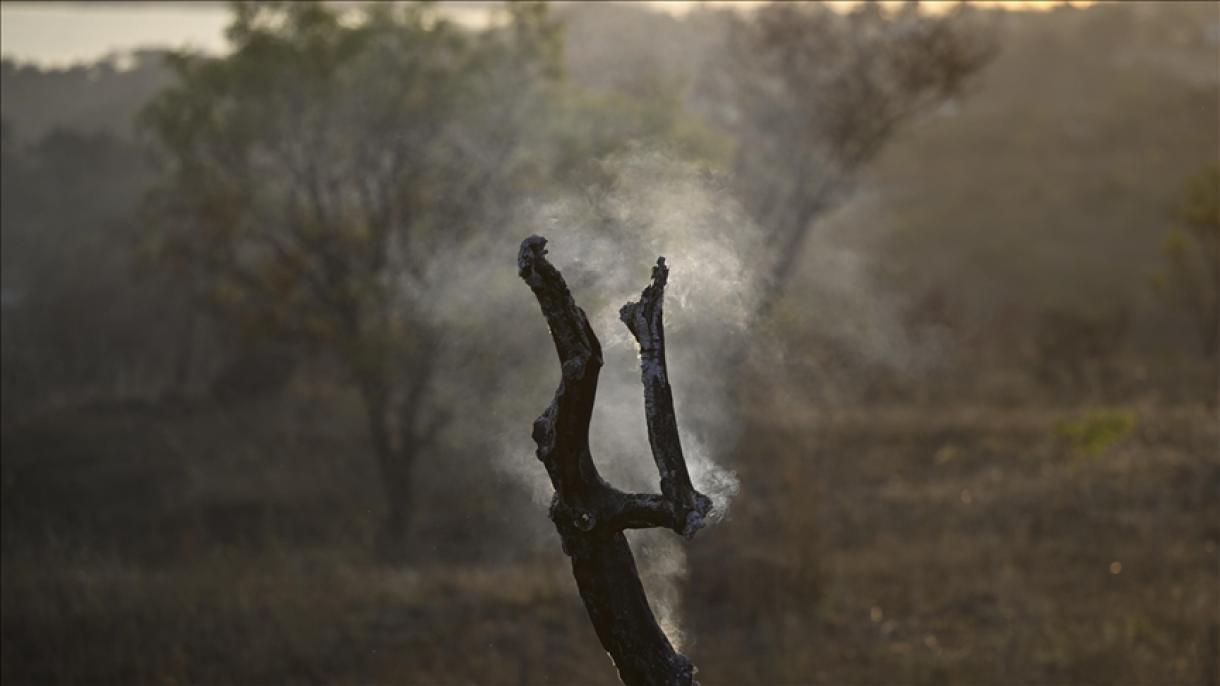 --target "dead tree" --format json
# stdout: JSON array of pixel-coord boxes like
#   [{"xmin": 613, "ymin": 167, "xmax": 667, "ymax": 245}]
[{"xmin": 518, "ymin": 236, "xmax": 715, "ymax": 686}]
